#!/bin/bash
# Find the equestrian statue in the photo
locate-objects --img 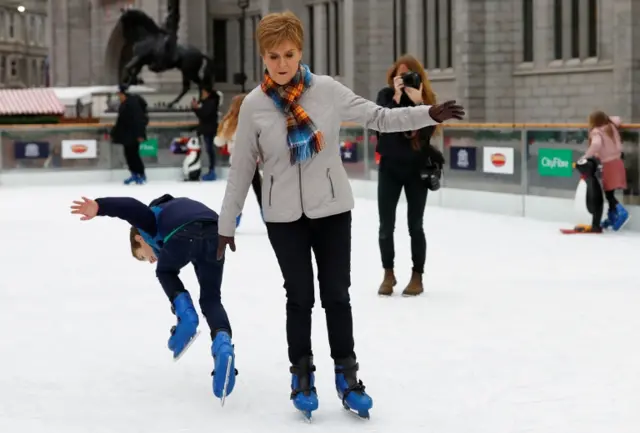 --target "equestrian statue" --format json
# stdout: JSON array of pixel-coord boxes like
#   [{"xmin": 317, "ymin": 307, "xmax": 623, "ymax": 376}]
[{"xmin": 117, "ymin": 0, "xmax": 214, "ymax": 107}]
